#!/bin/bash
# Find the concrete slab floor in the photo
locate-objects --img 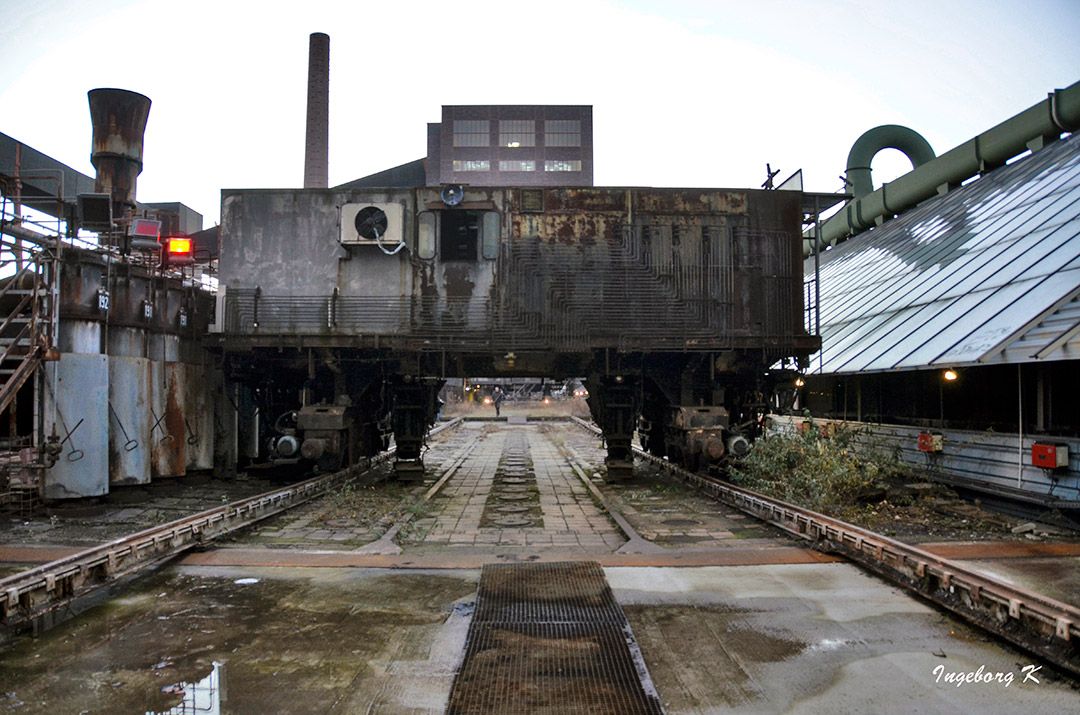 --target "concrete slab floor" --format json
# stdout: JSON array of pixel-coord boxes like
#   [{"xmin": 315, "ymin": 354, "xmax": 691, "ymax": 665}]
[
  {"xmin": 610, "ymin": 563, "xmax": 1080, "ymax": 714},
  {"xmin": 1, "ymin": 562, "xmax": 1077, "ymax": 713}
]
